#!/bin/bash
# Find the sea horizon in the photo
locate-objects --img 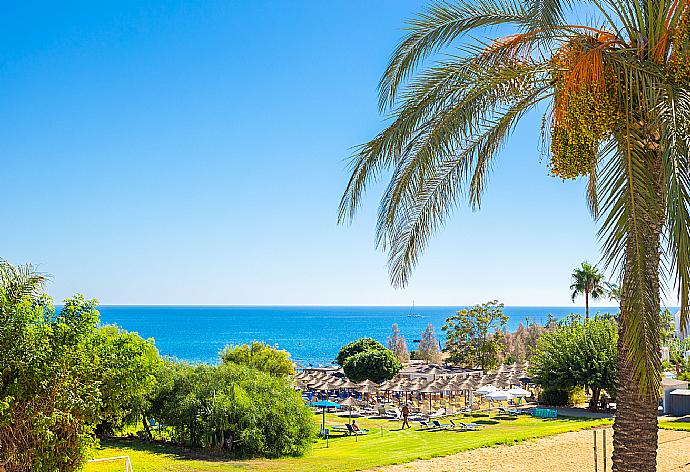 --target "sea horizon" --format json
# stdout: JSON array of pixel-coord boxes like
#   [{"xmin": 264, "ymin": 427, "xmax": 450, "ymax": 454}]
[{"xmin": 91, "ymin": 305, "xmax": 640, "ymax": 367}]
